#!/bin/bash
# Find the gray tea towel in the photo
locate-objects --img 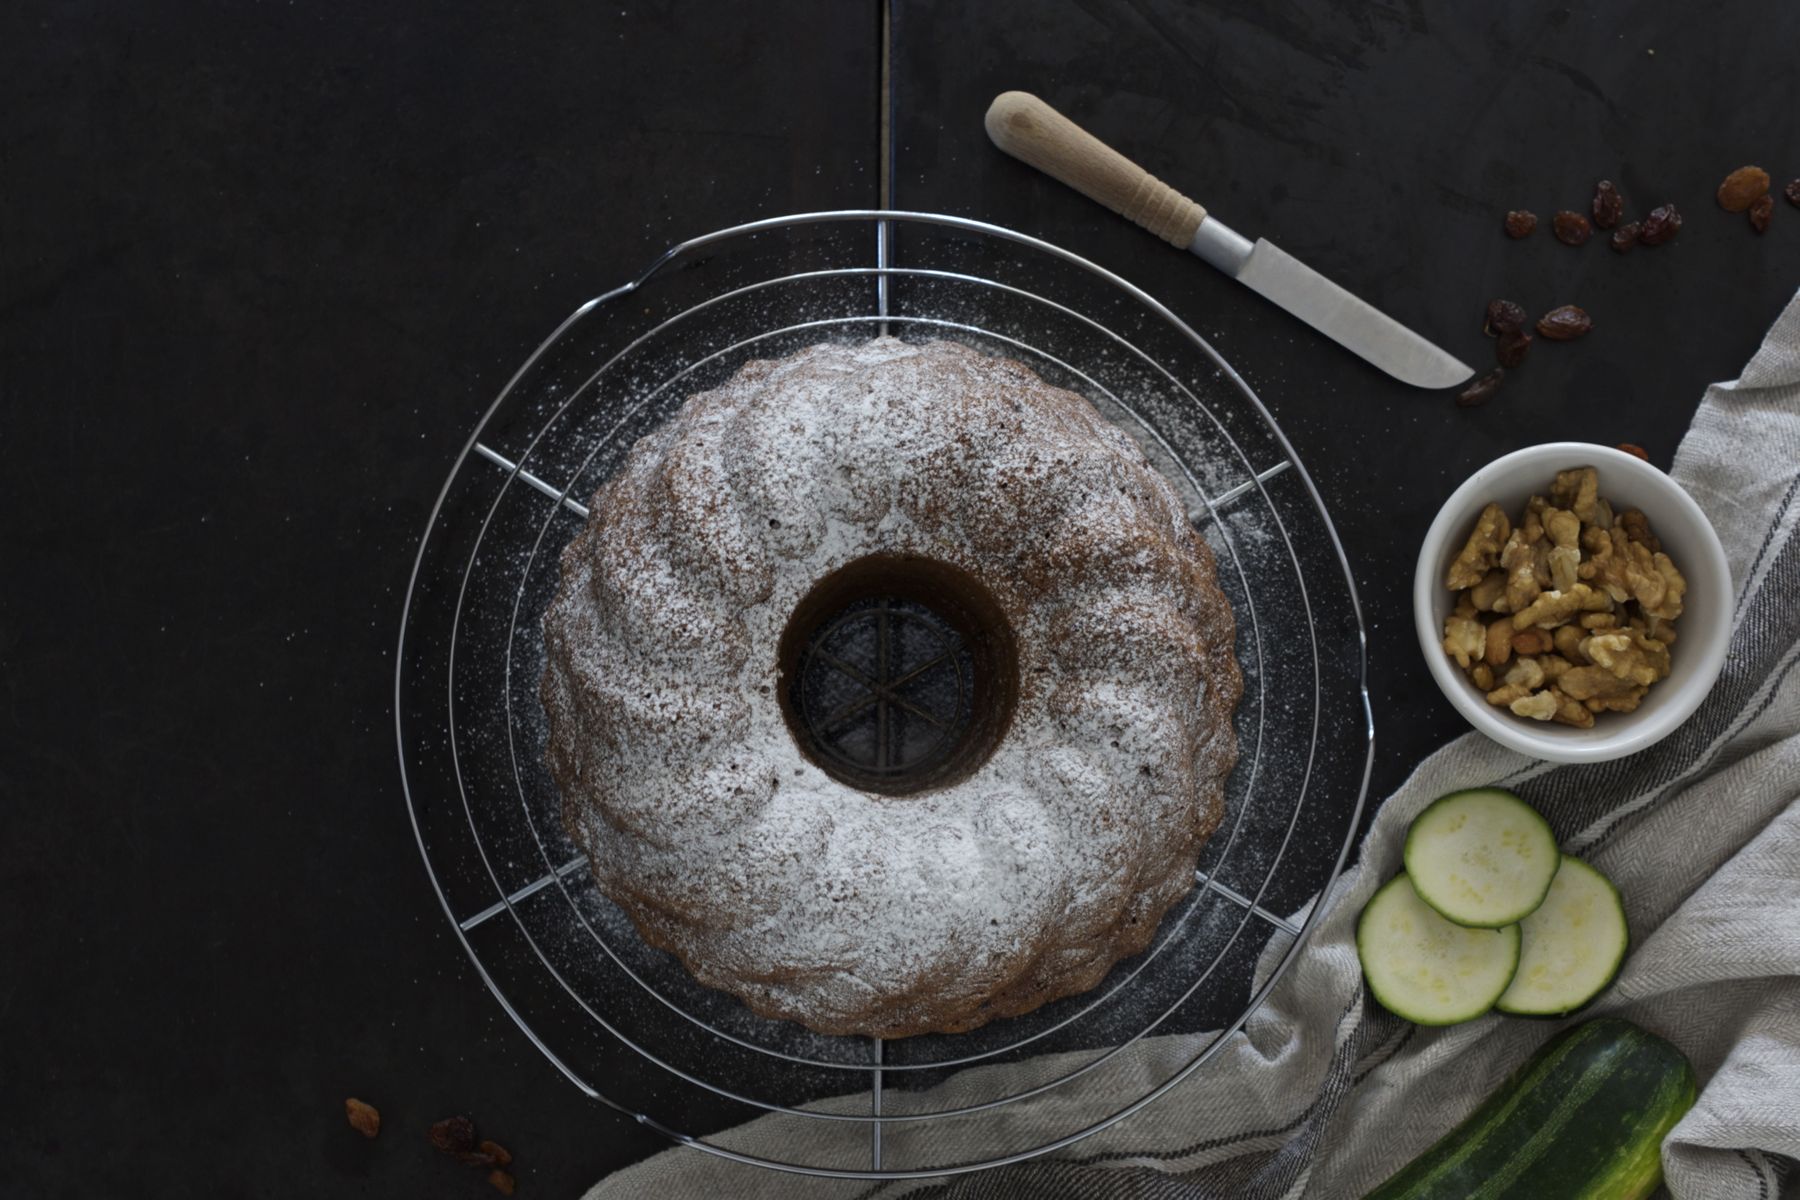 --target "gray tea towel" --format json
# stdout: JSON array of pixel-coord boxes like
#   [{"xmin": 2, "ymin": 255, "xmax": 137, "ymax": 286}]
[{"xmin": 588, "ymin": 290, "xmax": 1800, "ymax": 1200}]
